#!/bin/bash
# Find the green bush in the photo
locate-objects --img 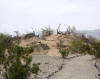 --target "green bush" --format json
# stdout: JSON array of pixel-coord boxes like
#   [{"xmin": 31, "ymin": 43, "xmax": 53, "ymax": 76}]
[
  {"xmin": 72, "ymin": 39, "xmax": 84, "ymax": 54},
  {"xmin": 71, "ymin": 39, "xmax": 93, "ymax": 54},
  {"xmin": 59, "ymin": 49, "xmax": 69, "ymax": 59},
  {"xmin": 71, "ymin": 39, "xmax": 100, "ymax": 57},
  {"xmin": 31, "ymin": 63, "xmax": 40, "ymax": 75},
  {"xmin": 23, "ymin": 47, "xmax": 33, "ymax": 54},
  {"xmin": 8, "ymin": 44, "xmax": 24, "ymax": 57},
  {"xmin": 0, "ymin": 34, "xmax": 12, "ymax": 64},
  {"xmin": 25, "ymin": 56, "xmax": 32, "ymax": 64},
  {"xmin": 8, "ymin": 45, "xmax": 33, "ymax": 58},
  {"xmin": 2, "ymin": 44, "xmax": 39, "ymax": 79},
  {"xmin": 0, "ymin": 33, "xmax": 39, "ymax": 79},
  {"xmin": 93, "ymin": 42, "xmax": 100, "ymax": 57},
  {"xmin": 4, "ymin": 61, "xmax": 30, "ymax": 79}
]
